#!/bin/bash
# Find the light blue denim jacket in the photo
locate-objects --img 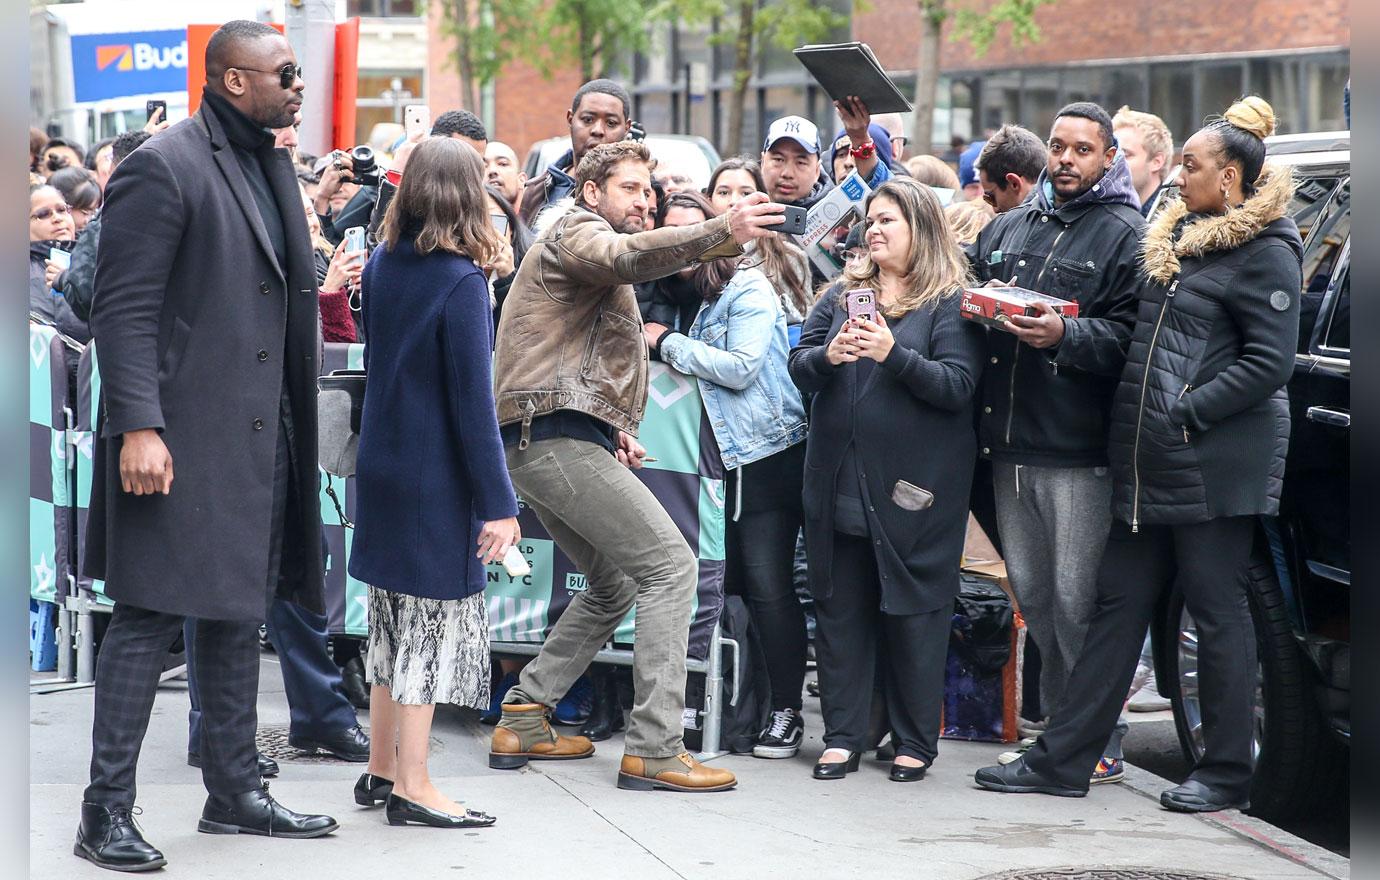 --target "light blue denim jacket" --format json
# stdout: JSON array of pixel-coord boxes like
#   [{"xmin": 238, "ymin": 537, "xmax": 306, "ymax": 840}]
[{"xmin": 659, "ymin": 267, "xmax": 807, "ymax": 470}]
